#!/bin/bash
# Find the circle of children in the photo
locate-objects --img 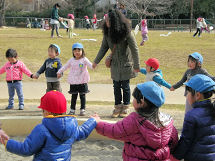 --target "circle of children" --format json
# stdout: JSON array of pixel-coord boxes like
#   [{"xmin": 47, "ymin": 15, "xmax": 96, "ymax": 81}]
[{"xmin": 0, "ymin": 9, "xmax": 215, "ymax": 161}]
